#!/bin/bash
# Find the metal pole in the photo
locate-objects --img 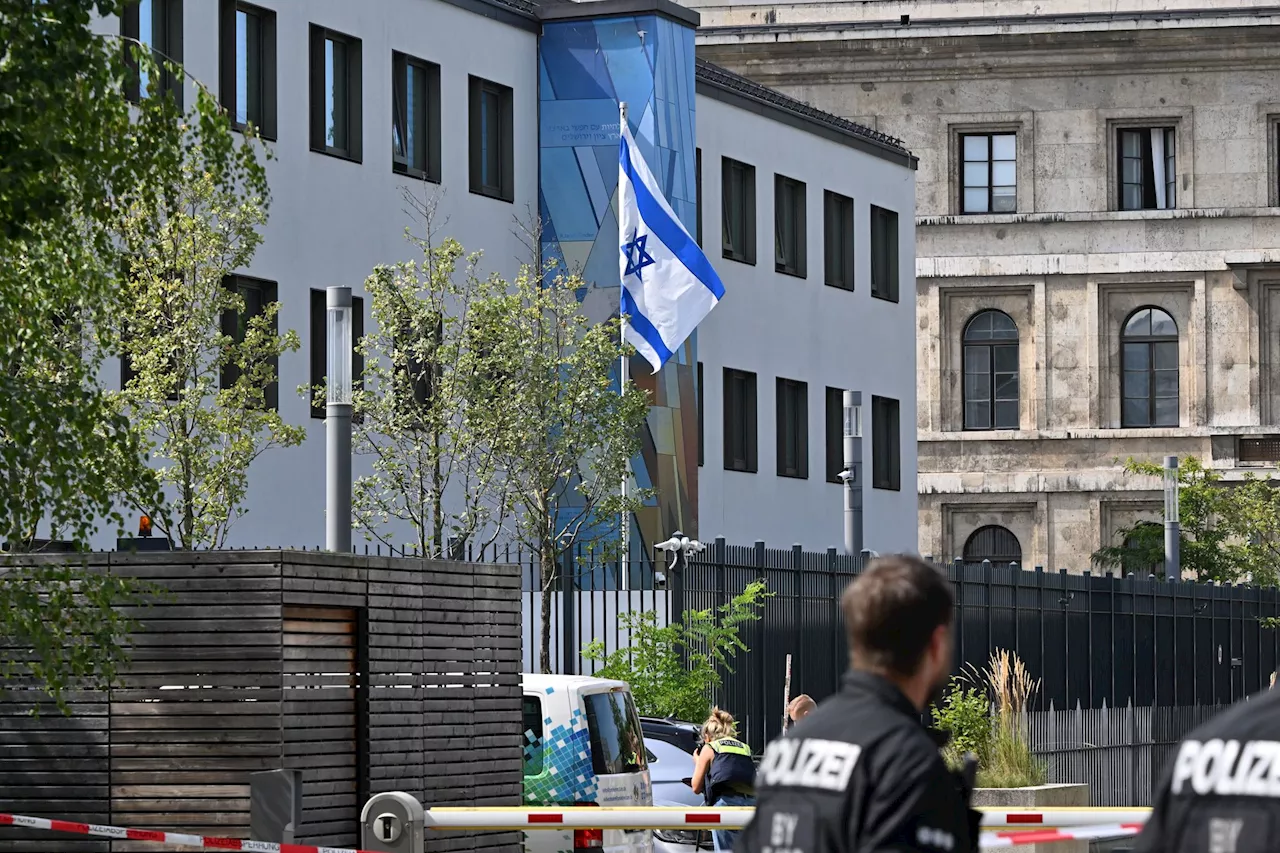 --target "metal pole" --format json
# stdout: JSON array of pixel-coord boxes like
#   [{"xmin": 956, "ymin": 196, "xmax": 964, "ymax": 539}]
[
  {"xmin": 326, "ymin": 286, "xmax": 353, "ymax": 554},
  {"xmin": 842, "ymin": 391, "xmax": 863, "ymax": 556},
  {"xmin": 1164, "ymin": 455, "xmax": 1180, "ymax": 581},
  {"xmin": 619, "ymin": 99, "xmax": 631, "ymax": 591}
]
